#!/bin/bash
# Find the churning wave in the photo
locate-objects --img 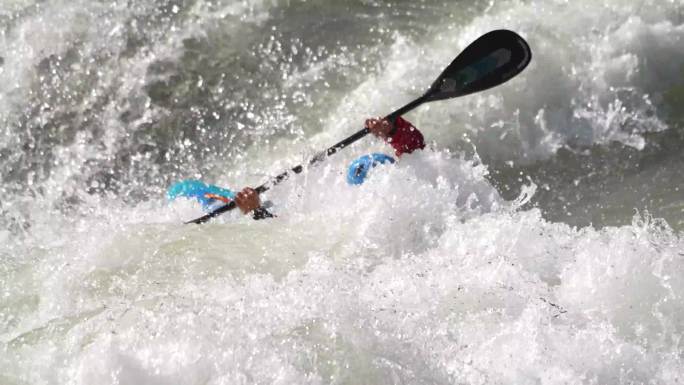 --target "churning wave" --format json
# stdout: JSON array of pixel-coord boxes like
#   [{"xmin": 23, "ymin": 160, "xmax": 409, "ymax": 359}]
[{"xmin": 1, "ymin": 0, "xmax": 683, "ymax": 384}]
